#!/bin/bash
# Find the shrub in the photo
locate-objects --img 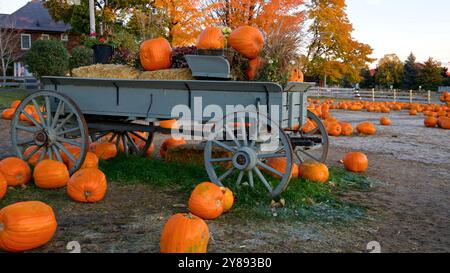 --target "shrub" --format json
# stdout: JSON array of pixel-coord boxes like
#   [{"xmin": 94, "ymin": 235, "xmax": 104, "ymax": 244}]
[
  {"xmin": 110, "ymin": 48, "xmax": 137, "ymax": 67},
  {"xmin": 69, "ymin": 46, "xmax": 93, "ymax": 72},
  {"xmin": 171, "ymin": 46, "xmax": 197, "ymax": 69},
  {"xmin": 24, "ymin": 39, "xmax": 69, "ymax": 78}
]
